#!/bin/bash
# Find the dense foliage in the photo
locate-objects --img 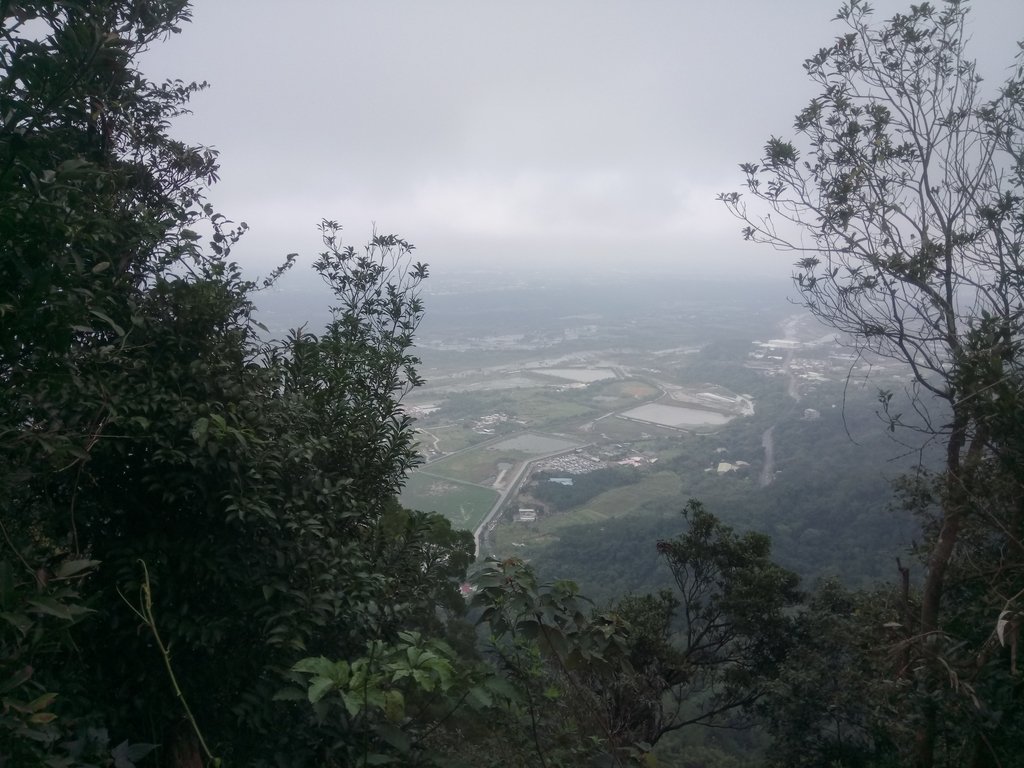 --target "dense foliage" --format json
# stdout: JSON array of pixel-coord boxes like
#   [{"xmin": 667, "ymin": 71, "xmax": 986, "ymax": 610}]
[
  {"xmin": 530, "ymin": 467, "xmax": 642, "ymax": 512},
  {"xmin": 0, "ymin": 3, "xmax": 474, "ymax": 765}
]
